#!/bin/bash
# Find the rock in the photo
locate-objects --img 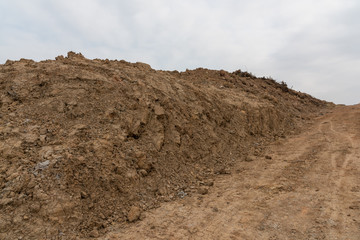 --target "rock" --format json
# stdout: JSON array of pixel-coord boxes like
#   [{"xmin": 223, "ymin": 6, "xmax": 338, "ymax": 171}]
[
  {"xmin": 134, "ymin": 150, "xmax": 146, "ymax": 158},
  {"xmin": 216, "ymin": 168, "xmax": 231, "ymax": 175},
  {"xmin": 39, "ymin": 135, "xmax": 47, "ymax": 143},
  {"xmin": 198, "ymin": 187, "xmax": 209, "ymax": 195},
  {"xmin": 39, "ymin": 160, "xmax": 50, "ymax": 168},
  {"xmin": 202, "ymin": 180, "xmax": 214, "ymax": 187},
  {"xmin": 0, "ymin": 198, "xmax": 13, "ymax": 206},
  {"xmin": 177, "ymin": 191, "xmax": 187, "ymax": 198},
  {"xmin": 173, "ymin": 130, "xmax": 181, "ymax": 145},
  {"xmin": 89, "ymin": 229, "xmax": 99, "ymax": 238},
  {"xmin": 34, "ymin": 160, "xmax": 50, "ymax": 171},
  {"xmin": 33, "ymin": 189, "xmax": 49, "ymax": 201},
  {"xmin": 125, "ymin": 170, "xmax": 138, "ymax": 181},
  {"xmin": 80, "ymin": 191, "xmax": 88, "ymax": 199},
  {"xmin": 153, "ymin": 132, "xmax": 164, "ymax": 151},
  {"xmin": 29, "ymin": 202, "xmax": 41, "ymax": 213},
  {"xmin": 245, "ymin": 156, "xmax": 255, "ymax": 162},
  {"xmin": 39, "ymin": 128, "xmax": 47, "ymax": 135},
  {"xmin": 24, "ymin": 133, "xmax": 38, "ymax": 143},
  {"xmin": 6, "ymin": 172, "xmax": 20, "ymax": 182},
  {"xmin": 137, "ymin": 158, "xmax": 152, "ymax": 171},
  {"xmin": 39, "ymin": 146, "xmax": 54, "ymax": 159},
  {"xmin": 27, "ymin": 177, "xmax": 36, "ymax": 189},
  {"xmin": 69, "ymin": 124, "xmax": 87, "ymax": 136},
  {"xmin": 92, "ymin": 139, "xmax": 113, "ymax": 155},
  {"xmin": 158, "ymin": 186, "xmax": 167, "ymax": 196},
  {"xmin": 154, "ymin": 105, "xmax": 165, "ymax": 116},
  {"xmin": 138, "ymin": 169, "xmax": 148, "ymax": 177},
  {"xmin": 127, "ymin": 206, "xmax": 141, "ymax": 222}
]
